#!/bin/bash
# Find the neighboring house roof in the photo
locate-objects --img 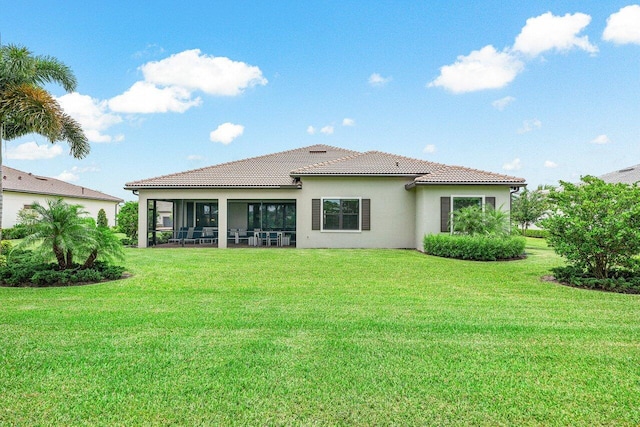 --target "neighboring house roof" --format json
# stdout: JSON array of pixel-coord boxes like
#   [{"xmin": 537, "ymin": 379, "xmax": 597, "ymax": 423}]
[
  {"xmin": 2, "ymin": 166, "xmax": 123, "ymax": 202},
  {"xmin": 124, "ymin": 144, "xmax": 525, "ymax": 189},
  {"xmin": 599, "ymin": 164, "xmax": 640, "ymax": 185}
]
